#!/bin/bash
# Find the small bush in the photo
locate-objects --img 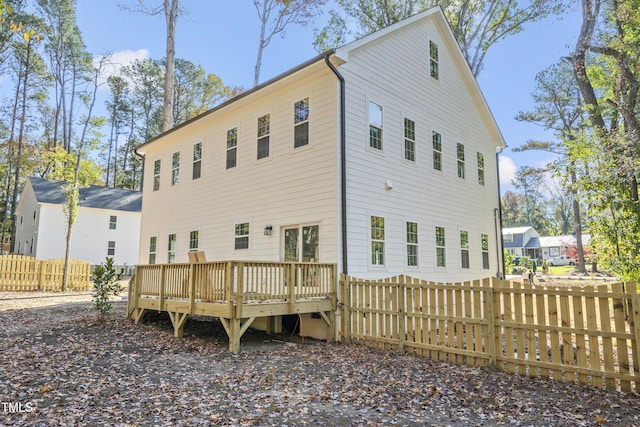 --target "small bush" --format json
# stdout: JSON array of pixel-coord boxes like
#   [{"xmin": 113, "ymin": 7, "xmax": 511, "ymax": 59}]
[{"xmin": 92, "ymin": 257, "xmax": 124, "ymax": 317}]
